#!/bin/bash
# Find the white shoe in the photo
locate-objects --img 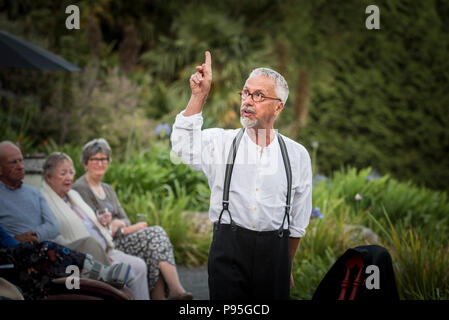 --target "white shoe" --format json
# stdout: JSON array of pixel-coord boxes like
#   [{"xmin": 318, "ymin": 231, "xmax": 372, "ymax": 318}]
[
  {"xmin": 99, "ymin": 262, "xmax": 131, "ymax": 289},
  {"xmin": 83, "ymin": 255, "xmax": 131, "ymax": 289}
]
